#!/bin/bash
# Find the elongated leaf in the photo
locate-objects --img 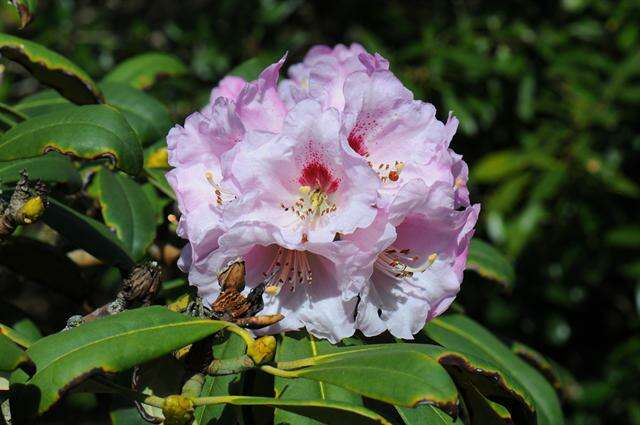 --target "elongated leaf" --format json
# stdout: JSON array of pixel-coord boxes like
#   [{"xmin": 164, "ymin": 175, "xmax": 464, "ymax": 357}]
[
  {"xmin": 411, "ymin": 344, "xmax": 533, "ymax": 423},
  {"xmin": 209, "ymin": 396, "xmax": 391, "ymax": 425},
  {"xmin": 467, "ymin": 239, "xmax": 515, "ymax": 287},
  {"xmin": 275, "ymin": 346, "xmax": 458, "ymax": 414},
  {"xmin": 0, "ymin": 305, "xmax": 41, "ymax": 347},
  {"xmin": 0, "ymin": 237, "xmax": 87, "ymax": 301},
  {"xmin": 472, "ymin": 151, "xmax": 529, "ymax": 183},
  {"xmin": 42, "ymin": 198, "xmax": 134, "ymax": 270},
  {"xmin": 103, "ymin": 53, "xmax": 188, "ymax": 90},
  {"xmin": 396, "ymin": 405, "xmax": 454, "ymax": 425},
  {"xmin": 0, "ymin": 105, "xmax": 142, "ymax": 175},
  {"xmin": 194, "ymin": 334, "xmax": 245, "ymax": 425},
  {"xmin": 0, "ymin": 102, "xmax": 27, "ymax": 130},
  {"xmin": 93, "ymin": 169, "xmax": 157, "ymax": 260},
  {"xmin": 13, "ymin": 90, "xmax": 75, "ymax": 117},
  {"xmin": 23, "ymin": 306, "xmax": 229, "ymax": 415},
  {"xmin": 511, "ymin": 342, "xmax": 562, "ymax": 393},
  {"xmin": 145, "ymin": 168, "xmax": 175, "ymax": 200},
  {"xmin": 274, "ymin": 332, "xmax": 362, "ymax": 425},
  {"xmin": 424, "ymin": 315, "xmax": 564, "ymax": 425},
  {"xmin": 0, "ymin": 153, "xmax": 81, "ymax": 188},
  {"xmin": 8, "ymin": 0, "xmax": 37, "ymax": 28},
  {"xmin": 100, "ymin": 82, "xmax": 172, "ymax": 146},
  {"xmin": 0, "ymin": 33, "xmax": 102, "ymax": 104},
  {"xmin": 0, "ymin": 334, "xmax": 32, "ymax": 372},
  {"xmin": 457, "ymin": 380, "xmax": 513, "ymax": 425}
]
